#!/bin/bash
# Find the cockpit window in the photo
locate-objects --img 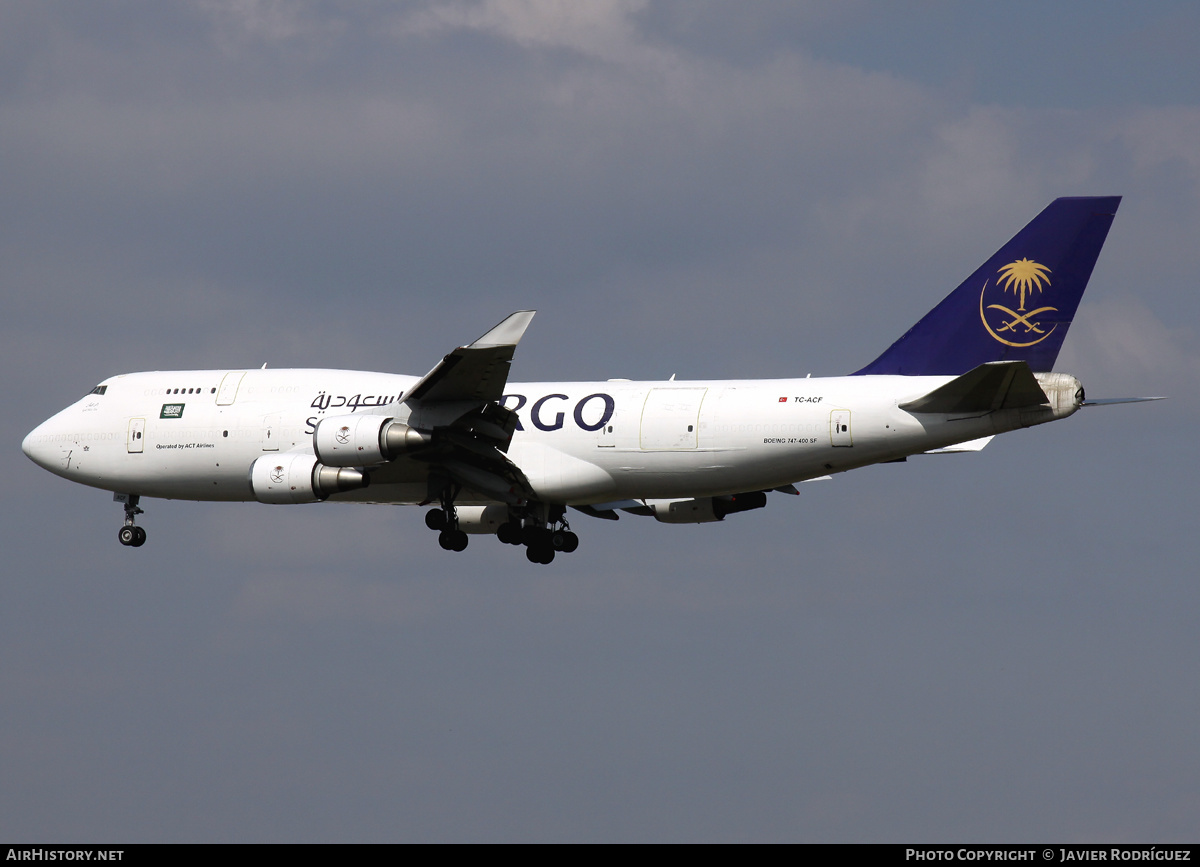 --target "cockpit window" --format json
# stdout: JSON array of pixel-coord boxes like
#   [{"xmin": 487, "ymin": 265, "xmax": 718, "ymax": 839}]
[{"xmin": 87, "ymin": 385, "xmax": 108, "ymax": 396}]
